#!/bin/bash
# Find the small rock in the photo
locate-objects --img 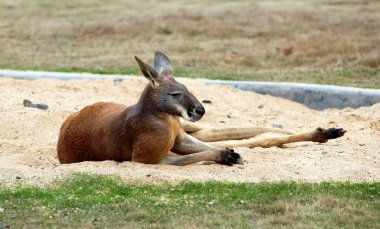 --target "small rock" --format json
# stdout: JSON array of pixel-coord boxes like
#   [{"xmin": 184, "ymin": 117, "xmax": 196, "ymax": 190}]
[
  {"xmin": 283, "ymin": 47, "xmax": 293, "ymax": 56},
  {"xmin": 271, "ymin": 123, "xmax": 283, "ymax": 129},
  {"xmin": 146, "ymin": 174, "xmax": 151, "ymax": 177},
  {"xmin": 202, "ymin": 99, "xmax": 212, "ymax": 104},
  {"xmin": 359, "ymin": 143, "xmax": 365, "ymax": 146},
  {"xmin": 219, "ymin": 121, "xmax": 226, "ymax": 123},
  {"xmin": 227, "ymin": 114, "xmax": 232, "ymax": 118},
  {"xmin": 23, "ymin": 99, "xmax": 48, "ymax": 110},
  {"xmin": 224, "ymin": 55, "xmax": 235, "ymax": 62},
  {"xmin": 250, "ymin": 220, "xmax": 258, "ymax": 225},
  {"xmin": 113, "ymin": 78, "xmax": 123, "ymax": 86},
  {"xmin": 258, "ymin": 105, "xmax": 264, "ymax": 108},
  {"xmin": 15, "ymin": 175, "xmax": 21, "ymax": 180},
  {"xmin": 207, "ymin": 200, "xmax": 216, "ymax": 205},
  {"xmin": 0, "ymin": 206, "xmax": 4, "ymax": 213}
]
